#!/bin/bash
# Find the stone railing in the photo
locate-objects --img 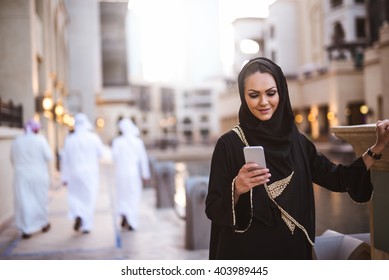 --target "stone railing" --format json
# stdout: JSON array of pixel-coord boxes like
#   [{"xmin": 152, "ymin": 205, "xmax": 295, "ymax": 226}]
[{"xmin": 332, "ymin": 124, "xmax": 389, "ymax": 259}]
